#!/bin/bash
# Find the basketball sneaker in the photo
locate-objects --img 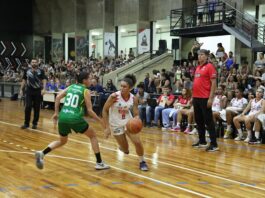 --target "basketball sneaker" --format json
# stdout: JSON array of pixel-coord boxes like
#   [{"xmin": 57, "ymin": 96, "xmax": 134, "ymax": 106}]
[
  {"xmin": 249, "ymin": 138, "xmax": 261, "ymax": 144},
  {"xmin": 139, "ymin": 161, "xmax": 149, "ymax": 171},
  {"xmin": 223, "ymin": 130, "xmax": 232, "ymax": 139},
  {"xmin": 184, "ymin": 127, "xmax": 191, "ymax": 134},
  {"xmin": 189, "ymin": 128, "xmax": 198, "ymax": 135},
  {"xmin": 95, "ymin": 162, "xmax": 110, "ymax": 170},
  {"xmin": 234, "ymin": 135, "xmax": 244, "ymax": 141},
  {"xmin": 35, "ymin": 151, "xmax": 44, "ymax": 169},
  {"xmin": 244, "ymin": 137, "xmax": 251, "ymax": 143},
  {"xmin": 192, "ymin": 142, "xmax": 208, "ymax": 148},
  {"xmin": 170, "ymin": 126, "xmax": 180, "ymax": 132},
  {"xmin": 206, "ymin": 144, "xmax": 219, "ymax": 152}
]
